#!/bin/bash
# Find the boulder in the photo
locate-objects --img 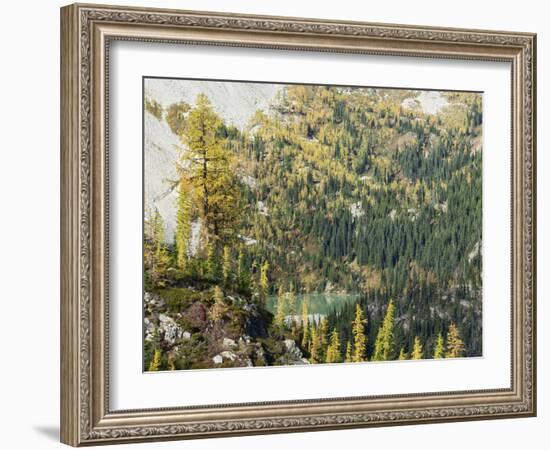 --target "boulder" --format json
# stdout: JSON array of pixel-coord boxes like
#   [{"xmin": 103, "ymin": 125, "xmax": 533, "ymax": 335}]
[
  {"xmin": 284, "ymin": 339, "xmax": 304, "ymax": 360},
  {"xmin": 144, "ymin": 317, "xmax": 156, "ymax": 342},
  {"xmin": 158, "ymin": 314, "xmax": 185, "ymax": 345},
  {"xmin": 212, "ymin": 351, "xmax": 238, "ymax": 364},
  {"xmin": 220, "ymin": 351, "xmax": 237, "ymax": 361},
  {"xmin": 223, "ymin": 338, "xmax": 237, "ymax": 349}
]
